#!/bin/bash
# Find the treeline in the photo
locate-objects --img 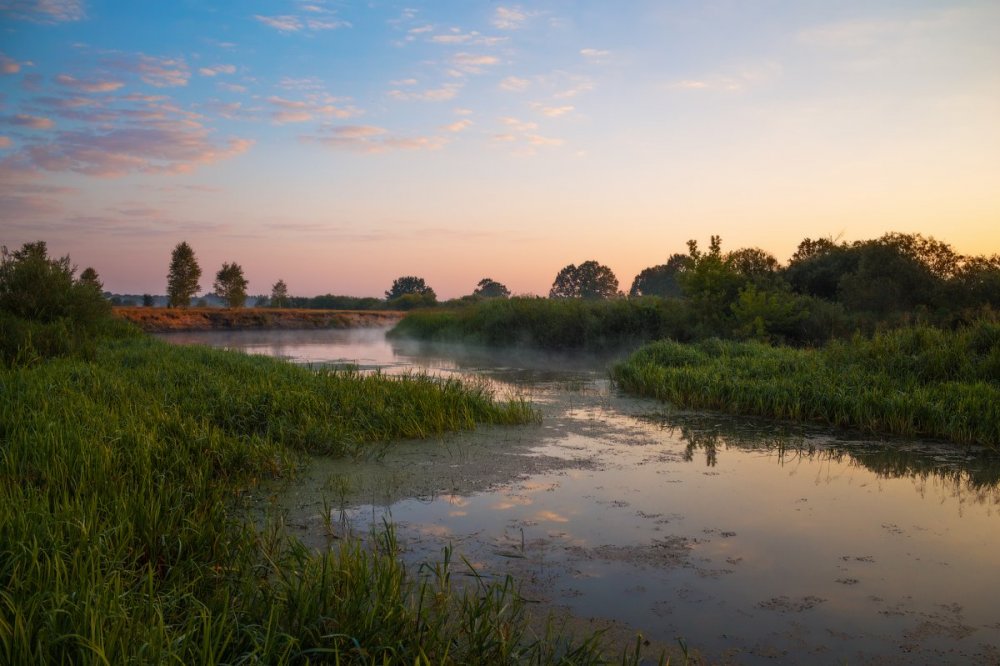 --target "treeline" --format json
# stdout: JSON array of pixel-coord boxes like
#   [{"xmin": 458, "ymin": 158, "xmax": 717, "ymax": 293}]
[{"xmin": 394, "ymin": 232, "xmax": 1000, "ymax": 349}]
